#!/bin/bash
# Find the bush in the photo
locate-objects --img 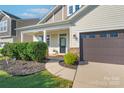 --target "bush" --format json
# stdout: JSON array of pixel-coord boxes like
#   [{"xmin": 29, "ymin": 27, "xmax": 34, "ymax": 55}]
[
  {"xmin": 27, "ymin": 42, "xmax": 48, "ymax": 62},
  {"xmin": 1, "ymin": 43, "xmax": 16, "ymax": 58},
  {"xmin": 64, "ymin": 52, "xmax": 78, "ymax": 65},
  {"xmin": 0, "ymin": 48, "xmax": 2, "ymax": 54},
  {"xmin": 16, "ymin": 43, "xmax": 30, "ymax": 60},
  {"xmin": 1, "ymin": 42, "xmax": 48, "ymax": 62}
]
